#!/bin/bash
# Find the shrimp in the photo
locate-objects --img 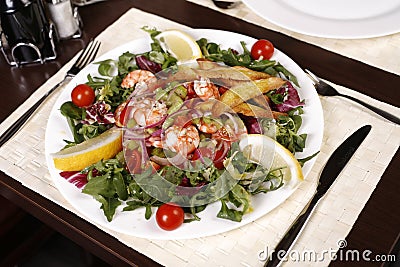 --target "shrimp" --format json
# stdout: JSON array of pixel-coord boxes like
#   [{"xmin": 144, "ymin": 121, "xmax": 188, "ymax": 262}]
[
  {"xmin": 132, "ymin": 98, "xmax": 167, "ymax": 127},
  {"xmin": 164, "ymin": 125, "xmax": 200, "ymax": 155},
  {"xmin": 196, "ymin": 117, "xmax": 220, "ymax": 134},
  {"xmin": 147, "ymin": 136, "xmax": 163, "ymax": 148},
  {"xmin": 193, "ymin": 77, "xmax": 220, "ymax": 100},
  {"xmin": 121, "ymin": 70, "xmax": 155, "ymax": 89}
]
